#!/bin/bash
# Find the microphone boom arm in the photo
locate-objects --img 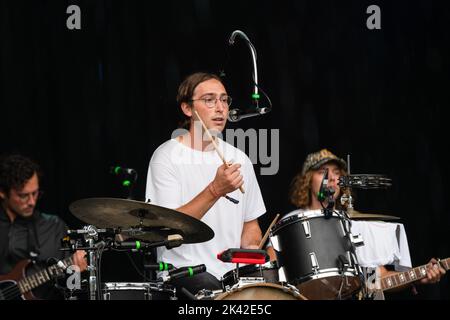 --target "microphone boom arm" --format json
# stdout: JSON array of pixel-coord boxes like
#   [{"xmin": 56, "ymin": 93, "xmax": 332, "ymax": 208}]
[{"xmin": 229, "ymin": 30, "xmax": 259, "ymax": 100}]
